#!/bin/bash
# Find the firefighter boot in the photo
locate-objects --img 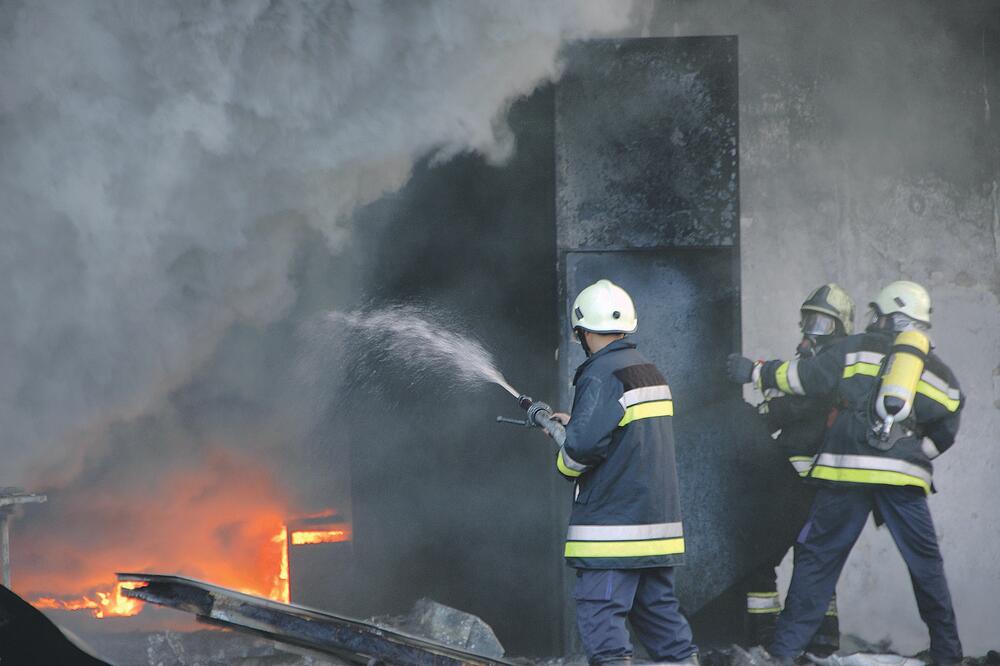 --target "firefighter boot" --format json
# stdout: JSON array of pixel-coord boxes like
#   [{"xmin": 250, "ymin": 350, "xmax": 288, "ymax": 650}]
[{"xmin": 806, "ymin": 595, "xmax": 840, "ymax": 656}]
